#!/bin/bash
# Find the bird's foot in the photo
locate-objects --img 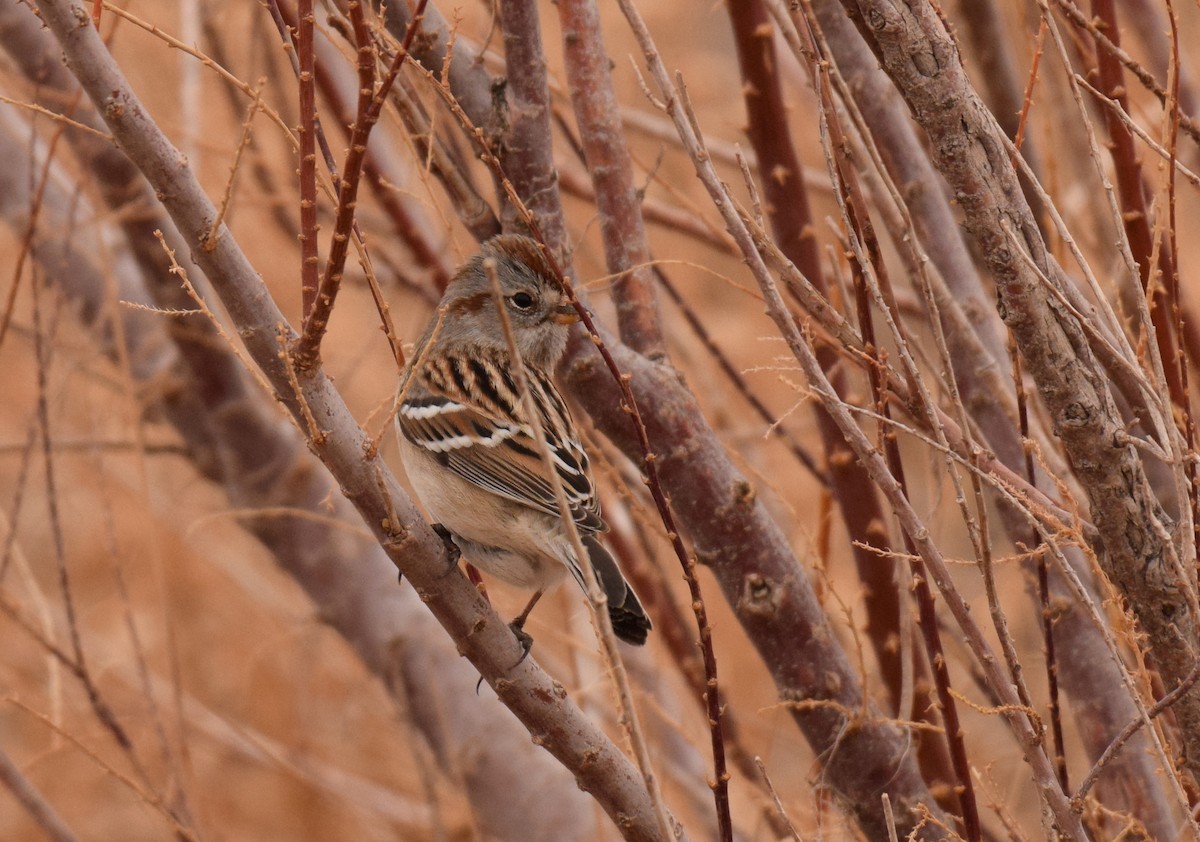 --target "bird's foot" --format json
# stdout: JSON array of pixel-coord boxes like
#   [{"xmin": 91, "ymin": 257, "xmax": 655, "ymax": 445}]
[
  {"xmin": 430, "ymin": 523, "xmax": 461, "ymax": 576},
  {"xmin": 474, "ymin": 611, "xmax": 536, "ymax": 695},
  {"xmin": 508, "ymin": 615, "xmax": 535, "ymax": 667}
]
